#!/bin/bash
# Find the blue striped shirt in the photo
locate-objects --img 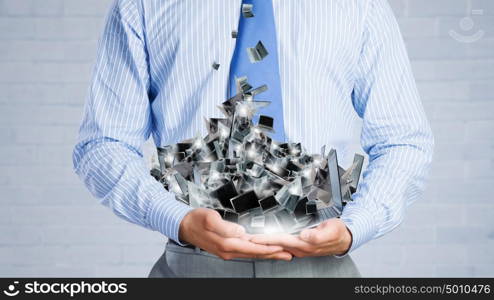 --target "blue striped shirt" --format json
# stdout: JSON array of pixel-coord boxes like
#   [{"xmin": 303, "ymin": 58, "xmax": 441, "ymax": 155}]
[{"xmin": 73, "ymin": 0, "xmax": 434, "ymax": 253}]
